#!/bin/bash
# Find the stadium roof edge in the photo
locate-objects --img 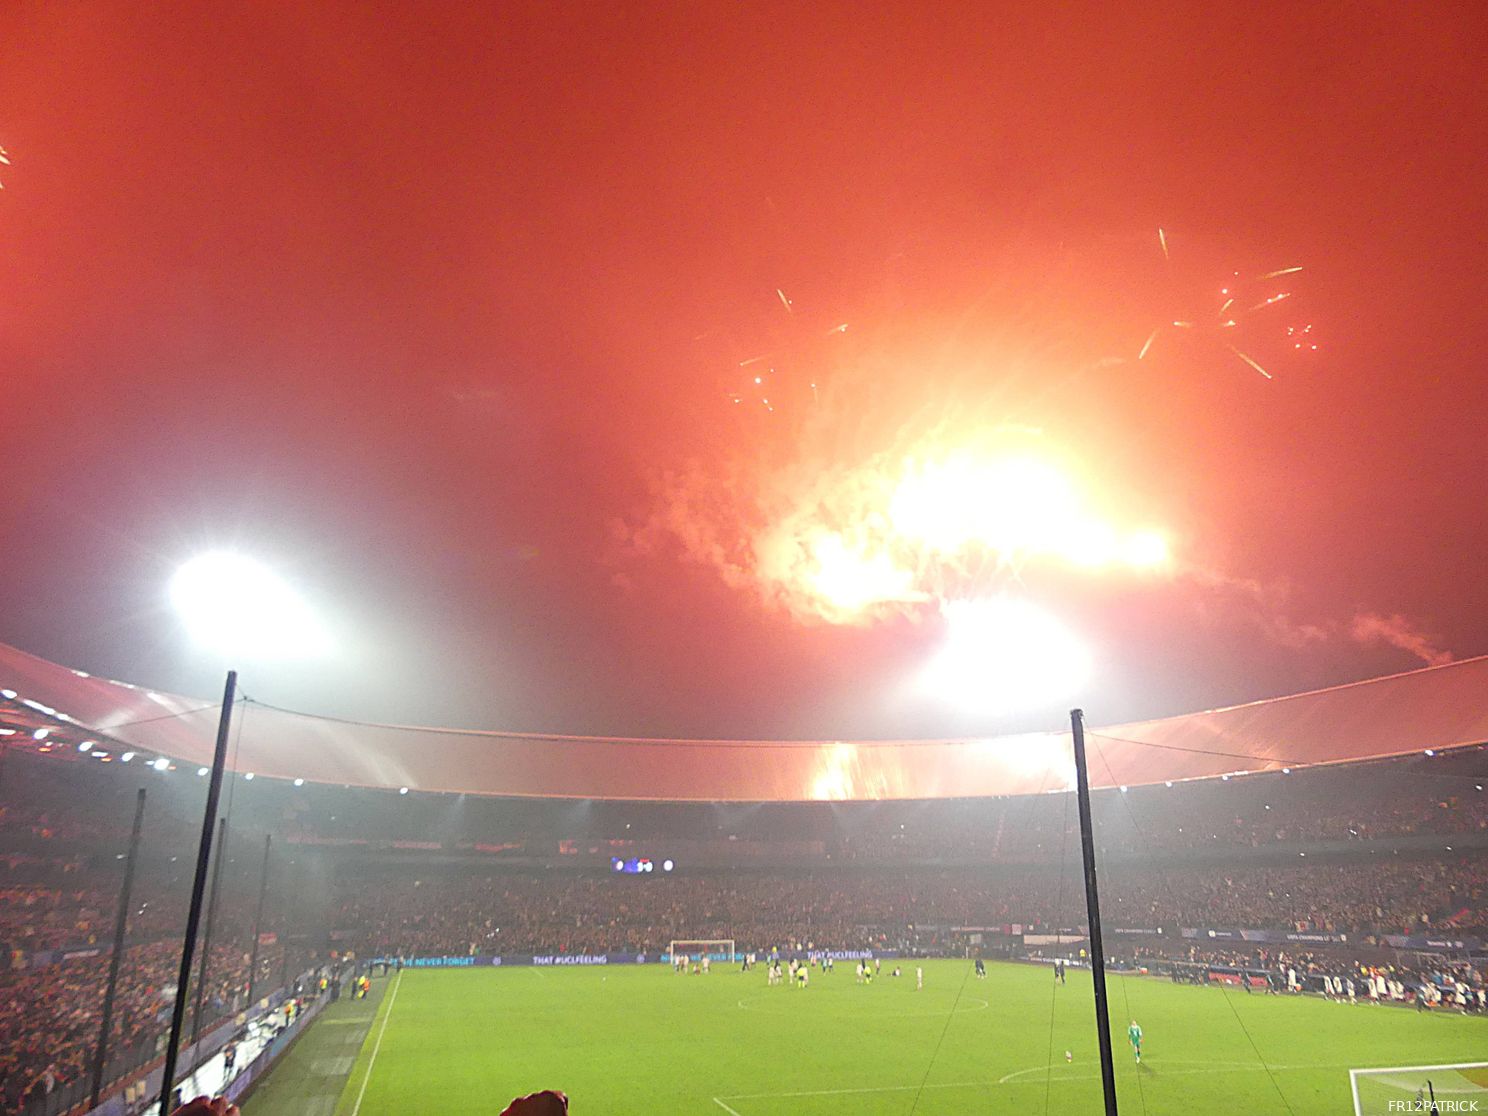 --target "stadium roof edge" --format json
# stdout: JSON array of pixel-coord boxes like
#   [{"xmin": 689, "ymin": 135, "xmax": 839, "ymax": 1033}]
[
  {"xmin": 1157, "ymin": 651, "xmax": 1488, "ymax": 720},
  {"xmin": 2, "ymin": 640, "xmax": 1486, "ymax": 801}
]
